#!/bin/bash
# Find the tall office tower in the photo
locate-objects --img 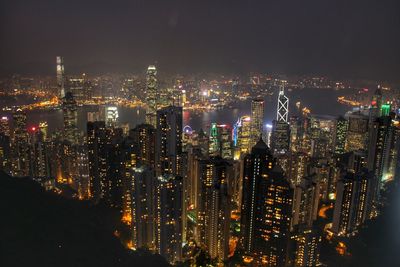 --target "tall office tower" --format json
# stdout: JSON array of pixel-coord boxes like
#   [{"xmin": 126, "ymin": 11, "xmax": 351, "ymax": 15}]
[
  {"xmin": 0, "ymin": 116, "xmax": 11, "ymax": 173},
  {"xmin": 129, "ymin": 123, "xmax": 156, "ymax": 168},
  {"xmin": 345, "ymin": 113, "xmax": 369, "ymax": 152},
  {"xmin": 56, "ymin": 56, "xmax": 65, "ymax": 98},
  {"xmin": 145, "ymin": 65, "xmax": 158, "ymax": 127},
  {"xmin": 289, "ymin": 116, "xmax": 303, "ymax": 153},
  {"xmin": 0, "ymin": 116, "xmax": 11, "ymax": 137},
  {"xmin": 105, "ymin": 106, "xmax": 119, "ymax": 128},
  {"xmin": 308, "ymin": 159, "xmax": 333, "ymax": 201},
  {"xmin": 277, "ymin": 84, "xmax": 289, "ymax": 123},
  {"xmin": 87, "ymin": 121, "xmax": 107, "ymax": 202},
  {"xmin": 75, "ymin": 145, "xmax": 90, "ymax": 199},
  {"xmin": 370, "ymin": 86, "xmax": 383, "ymax": 119},
  {"xmin": 250, "ymin": 98, "xmax": 265, "ymax": 146},
  {"xmin": 12, "ymin": 108, "xmax": 30, "ymax": 177},
  {"xmin": 271, "ymin": 119, "xmax": 290, "ymax": 155},
  {"xmin": 186, "ymin": 147, "xmax": 203, "ymax": 208},
  {"xmin": 292, "ymin": 175, "xmax": 320, "ymax": 228},
  {"xmin": 156, "ymin": 175, "xmax": 183, "ymax": 264},
  {"xmin": 333, "ymin": 116, "xmax": 348, "ymax": 154},
  {"xmin": 156, "ymin": 106, "xmax": 182, "ymax": 177},
  {"xmin": 286, "ymin": 152, "xmax": 310, "ymax": 187},
  {"xmin": 332, "ymin": 169, "xmax": 374, "ymax": 236},
  {"xmin": 130, "ymin": 166, "xmax": 156, "ymax": 250},
  {"xmin": 289, "ymin": 226, "xmax": 322, "ymax": 267},
  {"xmin": 28, "ymin": 127, "xmax": 49, "ymax": 182},
  {"xmin": 208, "ymin": 123, "xmax": 232, "ymax": 159},
  {"xmin": 388, "ymin": 120, "xmax": 400, "ymax": 182},
  {"xmin": 197, "ymin": 157, "xmax": 232, "ymax": 260},
  {"xmin": 368, "ymin": 115, "xmax": 397, "ymax": 185},
  {"xmin": 104, "ymin": 127, "xmax": 125, "ymax": 211},
  {"xmin": 237, "ymin": 115, "xmax": 252, "ymax": 154},
  {"xmin": 240, "ymin": 139, "xmax": 293, "ymax": 266},
  {"xmin": 62, "ymin": 92, "xmax": 79, "ymax": 144},
  {"xmin": 270, "ymin": 84, "xmax": 291, "ymax": 155}
]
